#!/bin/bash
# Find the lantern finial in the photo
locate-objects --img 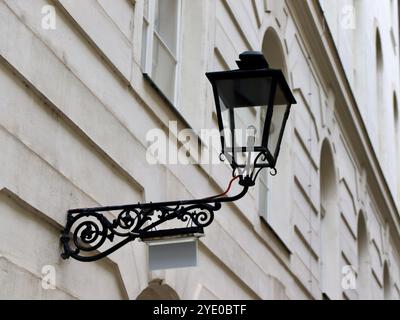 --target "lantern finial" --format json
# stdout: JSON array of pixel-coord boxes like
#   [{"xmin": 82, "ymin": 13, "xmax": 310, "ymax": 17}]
[{"xmin": 236, "ymin": 51, "xmax": 269, "ymax": 70}]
